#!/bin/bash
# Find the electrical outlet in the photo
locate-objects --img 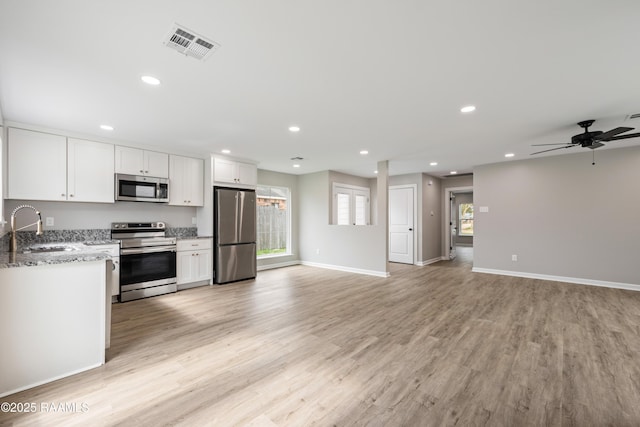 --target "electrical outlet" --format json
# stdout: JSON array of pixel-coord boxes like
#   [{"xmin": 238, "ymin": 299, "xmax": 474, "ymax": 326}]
[
  {"xmin": 316, "ymin": 248, "xmax": 320, "ymax": 255},
  {"xmin": 191, "ymin": 217, "xmax": 197, "ymax": 225},
  {"xmin": 511, "ymin": 254, "xmax": 518, "ymax": 261},
  {"xmin": 46, "ymin": 217, "xmax": 54, "ymax": 226}
]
